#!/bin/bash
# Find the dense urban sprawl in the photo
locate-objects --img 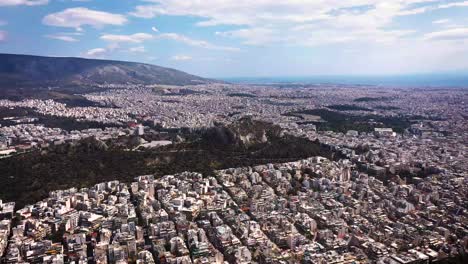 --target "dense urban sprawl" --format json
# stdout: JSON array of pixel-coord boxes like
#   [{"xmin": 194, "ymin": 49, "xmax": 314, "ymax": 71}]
[{"xmin": 0, "ymin": 83, "xmax": 467, "ymax": 263}]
